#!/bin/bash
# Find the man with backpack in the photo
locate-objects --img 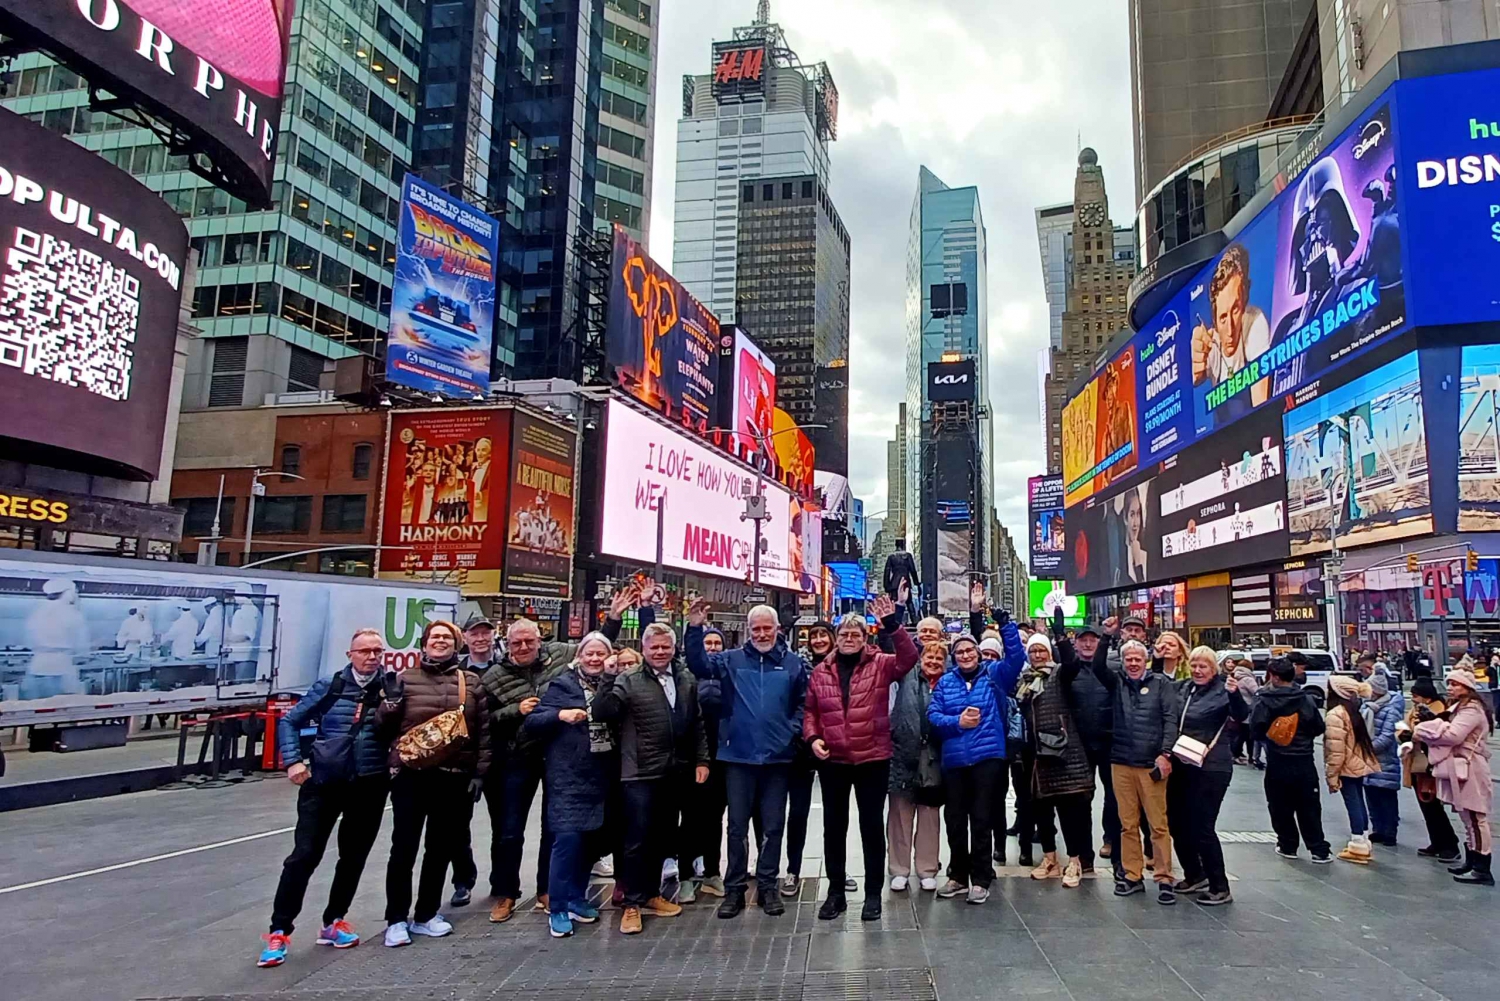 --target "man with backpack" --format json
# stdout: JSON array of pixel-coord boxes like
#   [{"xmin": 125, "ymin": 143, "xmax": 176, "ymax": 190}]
[
  {"xmin": 259, "ymin": 628, "xmax": 401, "ymax": 967},
  {"xmin": 1250, "ymin": 658, "xmax": 1331, "ymax": 863}
]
